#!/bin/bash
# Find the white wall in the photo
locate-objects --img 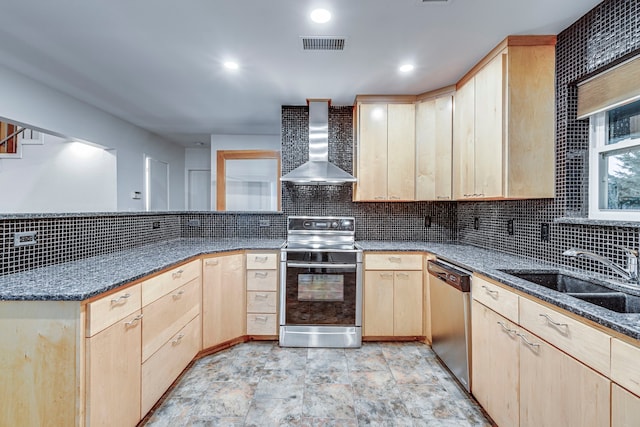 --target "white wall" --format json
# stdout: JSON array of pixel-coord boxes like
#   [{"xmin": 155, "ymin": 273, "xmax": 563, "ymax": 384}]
[
  {"xmin": 0, "ymin": 134, "xmax": 117, "ymax": 213},
  {"xmin": 0, "ymin": 64, "xmax": 185, "ymax": 212},
  {"xmin": 210, "ymin": 134, "xmax": 280, "ymax": 209},
  {"xmin": 185, "ymin": 147, "xmax": 211, "ymax": 210}
]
